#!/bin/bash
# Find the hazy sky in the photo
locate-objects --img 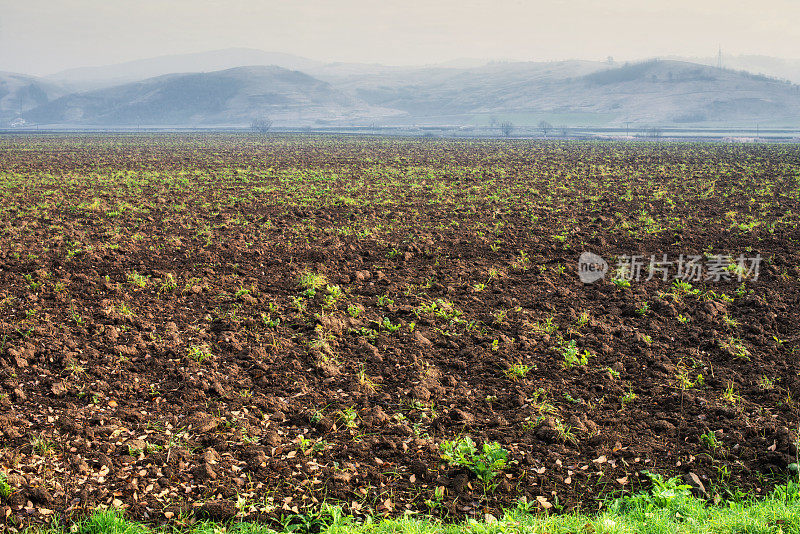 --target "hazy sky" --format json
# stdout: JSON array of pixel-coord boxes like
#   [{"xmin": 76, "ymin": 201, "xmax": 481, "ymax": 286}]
[{"xmin": 1, "ymin": 0, "xmax": 798, "ymax": 76}]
